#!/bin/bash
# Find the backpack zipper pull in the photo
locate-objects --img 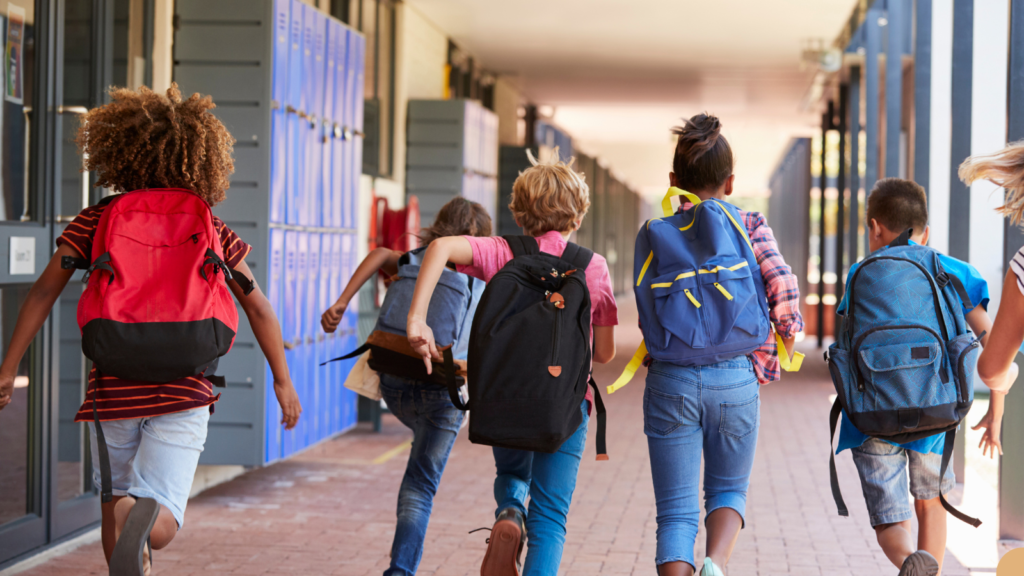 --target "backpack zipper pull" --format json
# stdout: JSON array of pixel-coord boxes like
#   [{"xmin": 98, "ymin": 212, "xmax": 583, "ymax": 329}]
[{"xmin": 191, "ymin": 234, "xmax": 200, "ymax": 244}]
